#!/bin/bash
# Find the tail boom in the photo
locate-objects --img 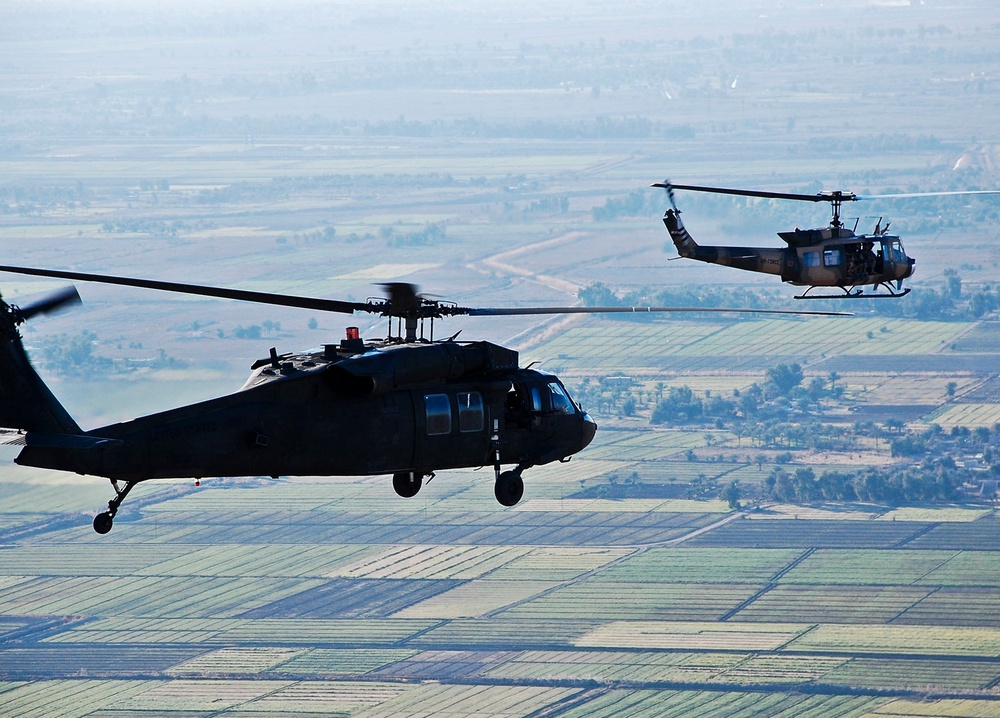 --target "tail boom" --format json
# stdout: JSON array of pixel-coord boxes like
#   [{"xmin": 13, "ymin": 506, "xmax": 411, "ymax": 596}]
[{"xmin": 663, "ymin": 210, "xmax": 785, "ymax": 277}]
